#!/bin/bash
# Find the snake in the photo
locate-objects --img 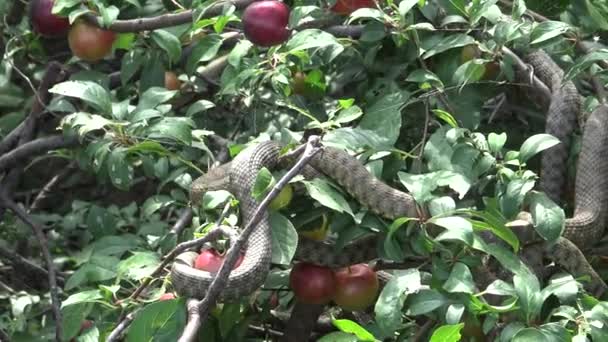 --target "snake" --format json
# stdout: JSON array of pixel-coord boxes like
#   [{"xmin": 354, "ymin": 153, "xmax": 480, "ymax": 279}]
[{"xmin": 171, "ymin": 50, "xmax": 608, "ymax": 301}]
